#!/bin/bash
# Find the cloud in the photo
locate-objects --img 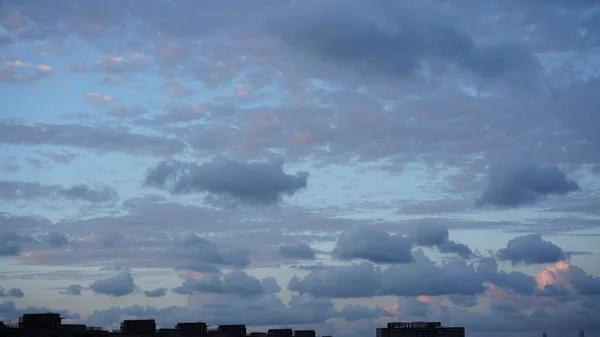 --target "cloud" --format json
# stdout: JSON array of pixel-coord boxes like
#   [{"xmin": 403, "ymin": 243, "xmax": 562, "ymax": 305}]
[
  {"xmin": 278, "ymin": 243, "xmax": 316, "ymax": 260},
  {"xmin": 332, "ymin": 226, "xmax": 414, "ymax": 264},
  {"xmin": 477, "ymin": 258, "xmax": 537, "ymax": 295},
  {"xmin": 271, "ymin": 0, "xmax": 539, "ymax": 83},
  {"xmin": 143, "ymin": 287, "xmax": 167, "ymax": 298},
  {"xmin": 289, "ymin": 262, "xmax": 381, "ymax": 298},
  {"xmin": 0, "ymin": 301, "xmax": 80, "ymax": 322},
  {"xmin": 0, "ymin": 180, "xmax": 119, "ymax": 203},
  {"xmin": 338, "ymin": 304, "xmax": 393, "ymax": 322},
  {"xmin": 144, "ymin": 158, "xmax": 309, "ymax": 205},
  {"xmin": 0, "ymin": 120, "xmax": 186, "ymax": 156},
  {"xmin": 60, "ymin": 284, "xmax": 83, "ymax": 296},
  {"xmin": 172, "ymin": 234, "xmax": 252, "ymax": 270},
  {"xmin": 40, "ymin": 232, "xmax": 70, "ymax": 247},
  {"xmin": 35, "ymin": 150, "xmax": 79, "ymax": 164},
  {"xmin": 100, "ymin": 232, "xmax": 123, "ymax": 248},
  {"xmin": 173, "ymin": 270, "xmax": 280, "ymax": 298},
  {"xmin": 290, "ymin": 249, "xmax": 543, "ymax": 299},
  {"xmin": 83, "ymin": 292, "xmax": 387, "ymax": 329},
  {"xmin": 415, "ymin": 223, "xmax": 449, "ymax": 246},
  {"xmin": 497, "ymin": 234, "xmax": 569, "ymax": 265},
  {"xmin": 415, "ymin": 223, "xmax": 473, "ymax": 259},
  {"xmin": 477, "ymin": 163, "xmax": 580, "ymax": 208},
  {"xmin": 0, "ymin": 287, "xmax": 24, "ymax": 298},
  {"xmin": 90, "ymin": 271, "xmax": 136, "ymax": 297},
  {"xmin": 447, "ymin": 295, "xmax": 478, "ymax": 308},
  {"xmin": 0, "ymin": 231, "xmax": 25, "ymax": 256}
]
